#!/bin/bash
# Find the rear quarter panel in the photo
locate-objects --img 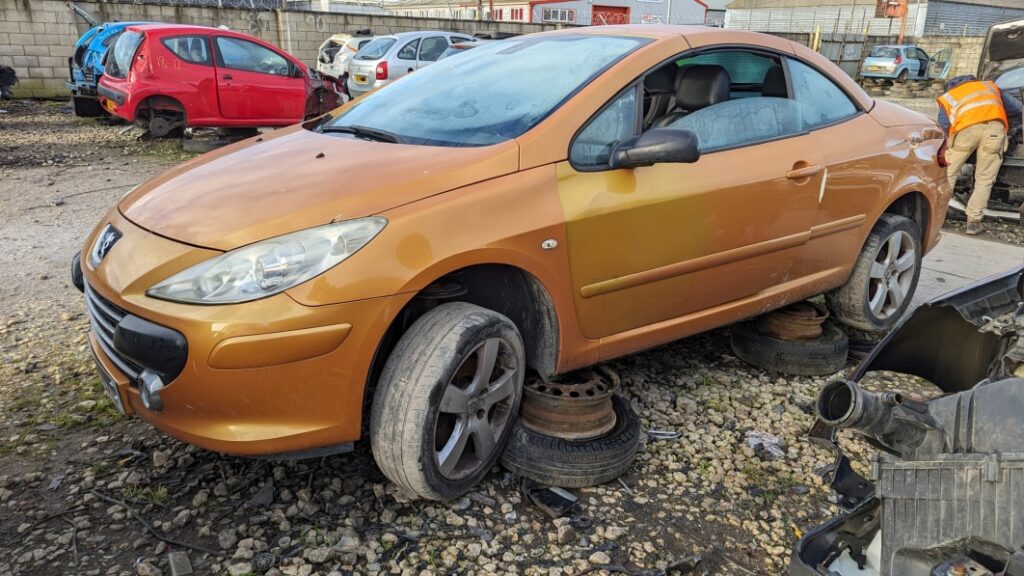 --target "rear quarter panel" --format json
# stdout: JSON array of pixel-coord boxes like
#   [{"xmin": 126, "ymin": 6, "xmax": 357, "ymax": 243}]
[{"xmin": 142, "ymin": 33, "xmax": 220, "ymax": 123}]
